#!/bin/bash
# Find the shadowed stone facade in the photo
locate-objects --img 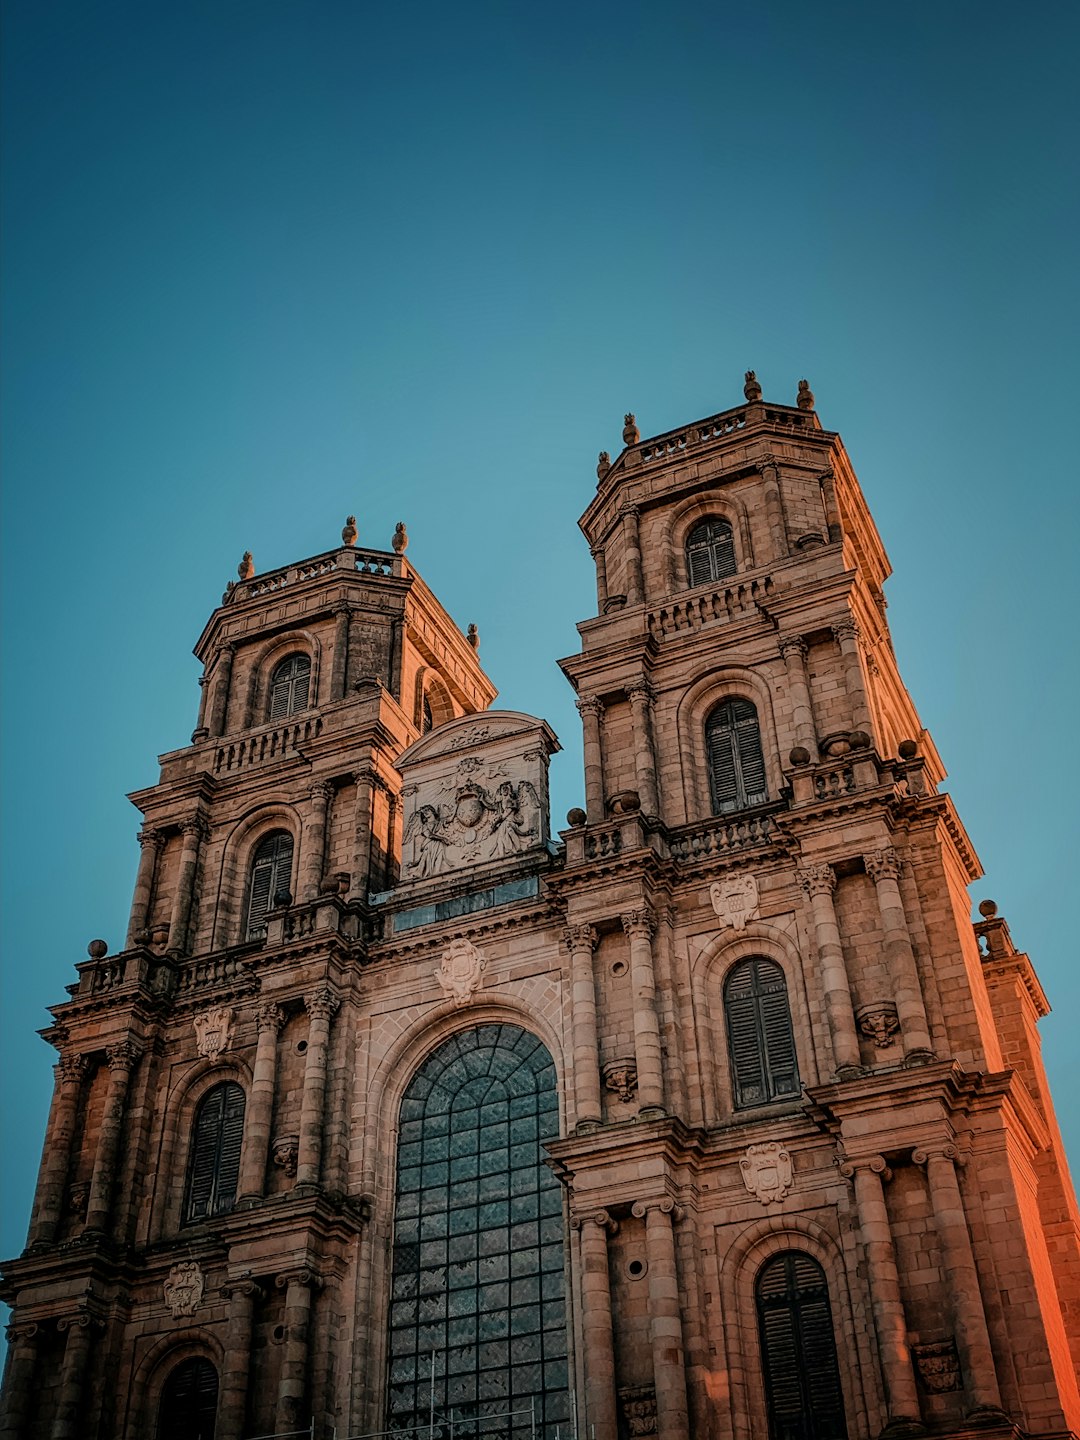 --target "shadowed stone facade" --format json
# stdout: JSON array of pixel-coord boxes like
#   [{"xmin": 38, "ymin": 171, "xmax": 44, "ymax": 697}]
[{"xmin": 2, "ymin": 381, "xmax": 1078, "ymax": 1440}]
